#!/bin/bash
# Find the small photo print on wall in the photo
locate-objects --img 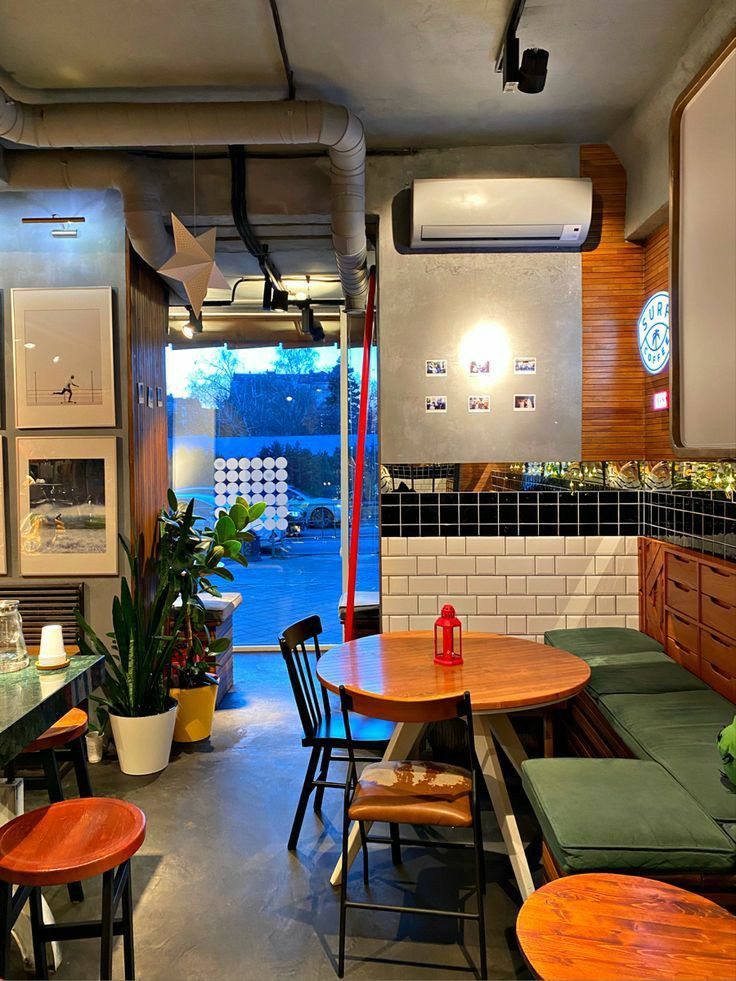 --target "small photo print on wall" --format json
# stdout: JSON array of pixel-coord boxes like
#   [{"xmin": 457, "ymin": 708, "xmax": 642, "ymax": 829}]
[
  {"xmin": 16, "ymin": 436, "xmax": 118, "ymax": 576},
  {"xmin": 425, "ymin": 359, "xmax": 447, "ymax": 376},
  {"xmin": 514, "ymin": 394, "xmax": 536, "ymax": 411},
  {"xmin": 469, "ymin": 360, "xmax": 491, "ymax": 375},
  {"xmin": 514, "ymin": 357, "xmax": 537, "ymax": 374},
  {"xmin": 12, "ymin": 288, "xmax": 116, "ymax": 429},
  {"xmin": 426, "ymin": 396, "xmax": 447, "ymax": 412},
  {"xmin": 468, "ymin": 395, "xmax": 490, "ymax": 413}
]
